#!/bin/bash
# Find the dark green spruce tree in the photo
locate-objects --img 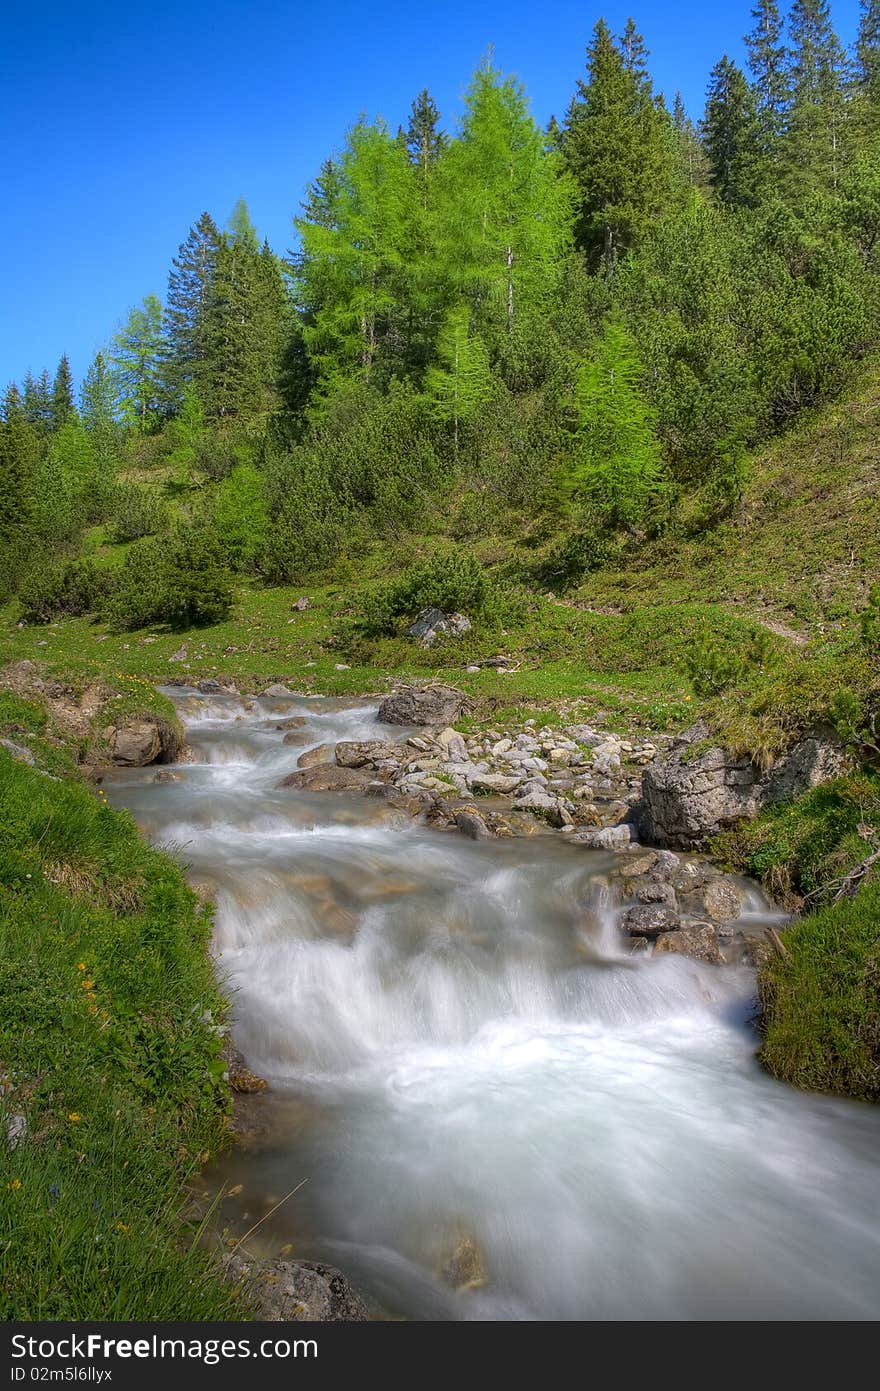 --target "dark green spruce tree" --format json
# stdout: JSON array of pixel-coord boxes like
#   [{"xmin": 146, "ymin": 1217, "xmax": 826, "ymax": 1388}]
[
  {"xmin": 784, "ymin": 0, "xmax": 848, "ymax": 194},
  {"xmin": 745, "ymin": 0, "xmax": 789, "ymax": 149},
  {"xmin": 702, "ymin": 56, "xmax": 764, "ymax": 206},
  {"xmin": 51, "ymin": 353, "xmax": 75, "ymax": 430},
  {"xmin": 162, "ymin": 211, "xmax": 222, "ymax": 407}
]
